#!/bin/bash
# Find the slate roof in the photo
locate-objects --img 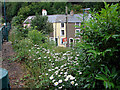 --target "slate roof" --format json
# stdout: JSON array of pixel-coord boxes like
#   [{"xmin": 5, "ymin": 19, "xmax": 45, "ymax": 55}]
[{"xmin": 23, "ymin": 14, "xmax": 91, "ymax": 24}]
